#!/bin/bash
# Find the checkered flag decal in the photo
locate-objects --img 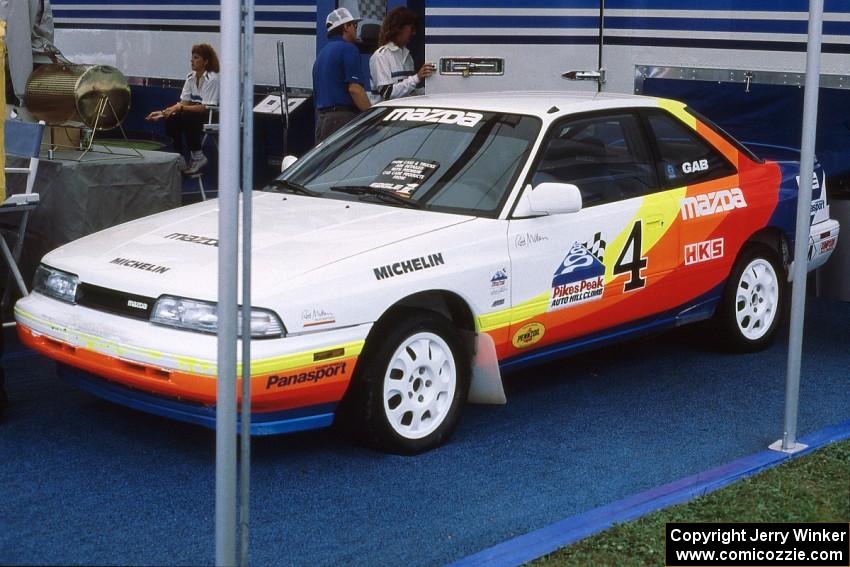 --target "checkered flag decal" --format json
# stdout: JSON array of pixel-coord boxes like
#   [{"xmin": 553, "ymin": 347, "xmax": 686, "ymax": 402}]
[{"xmin": 582, "ymin": 232, "xmax": 606, "ymax": 262}]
